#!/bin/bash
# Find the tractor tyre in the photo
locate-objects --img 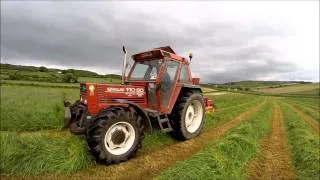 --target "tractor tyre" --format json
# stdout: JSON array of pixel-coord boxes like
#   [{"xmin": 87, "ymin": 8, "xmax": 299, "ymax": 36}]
[
  {"xmin": 169, "ymin": 91, "xmax": 205, "ymax": 140},
  {"xmin": 86, "ymin": 107, "xmax": 145, "ymax": 164}
]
